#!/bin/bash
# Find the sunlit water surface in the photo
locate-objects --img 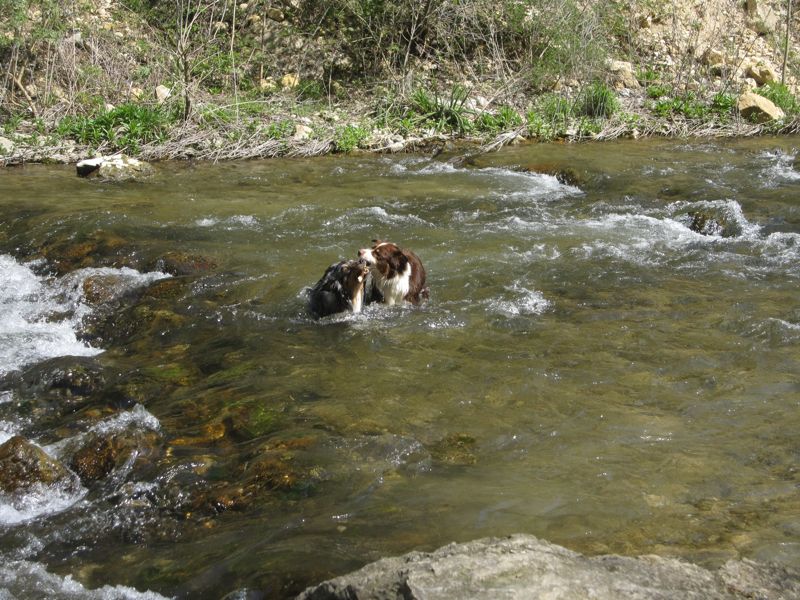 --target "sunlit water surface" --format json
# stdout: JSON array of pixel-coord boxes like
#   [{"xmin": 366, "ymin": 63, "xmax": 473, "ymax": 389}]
[{"xmin": 1, "ymin": 137, "xmax": 800, "ymax": 598}]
